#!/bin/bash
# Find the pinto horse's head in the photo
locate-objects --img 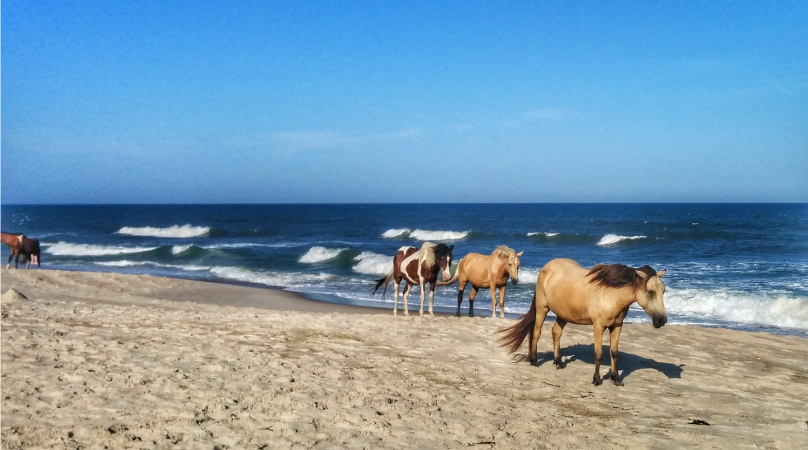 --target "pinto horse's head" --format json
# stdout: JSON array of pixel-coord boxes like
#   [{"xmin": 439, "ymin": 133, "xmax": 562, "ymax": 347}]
[
  {"xmin": 437, "ymin": 244, "xmax": 454, "ymax": 282},
  {"xmin": 635, "ymin": 267, "xmax": 667, "ymax": 328}
]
